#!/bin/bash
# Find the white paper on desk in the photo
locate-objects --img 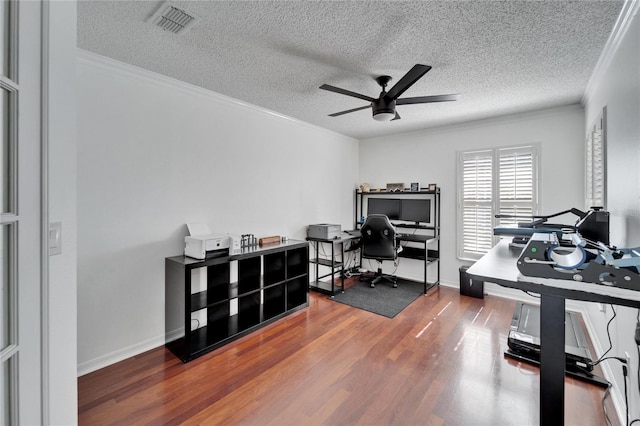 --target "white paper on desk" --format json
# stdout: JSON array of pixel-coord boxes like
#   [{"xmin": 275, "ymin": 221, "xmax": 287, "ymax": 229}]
[{"xmin": 186, "ymin": 223, "xmax": 211, "ymax": 236}]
